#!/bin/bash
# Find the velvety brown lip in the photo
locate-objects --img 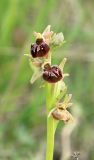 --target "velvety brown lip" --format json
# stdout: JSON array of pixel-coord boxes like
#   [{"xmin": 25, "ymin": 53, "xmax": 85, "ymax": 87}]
[
  {"xmin": 31, "ymin": 38, "xmax": 50, "ymax": 58},
  {"xmin": 43, "ymin": 64, "xmax": 63, "ymax": 83}
]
